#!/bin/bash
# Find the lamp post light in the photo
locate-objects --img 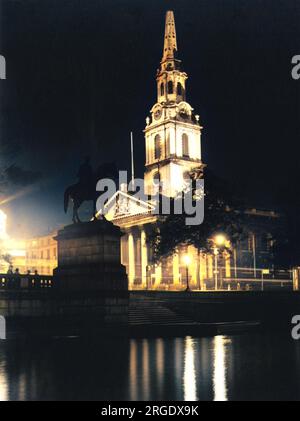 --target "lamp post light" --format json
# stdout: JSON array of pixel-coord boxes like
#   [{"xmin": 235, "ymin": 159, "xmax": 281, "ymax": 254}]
[
  {"xmin": 214, "ymin": 234, "xmax": 227, "ymax": 248},
  {"xmin": 213, "ymin": 234, "xmax": 227, "ymax": 291},
  {"xmin": 183, "ymin": 254, "xmax": 191, "ymax": 292}
]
